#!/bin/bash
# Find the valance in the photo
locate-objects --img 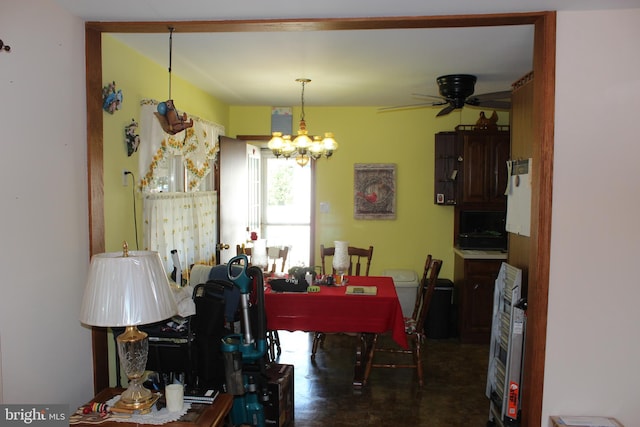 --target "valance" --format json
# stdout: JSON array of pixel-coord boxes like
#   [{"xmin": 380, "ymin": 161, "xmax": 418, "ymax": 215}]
[{"xmin": 138, "ymin": 99, "xmax": 224, "ymax": 192}]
